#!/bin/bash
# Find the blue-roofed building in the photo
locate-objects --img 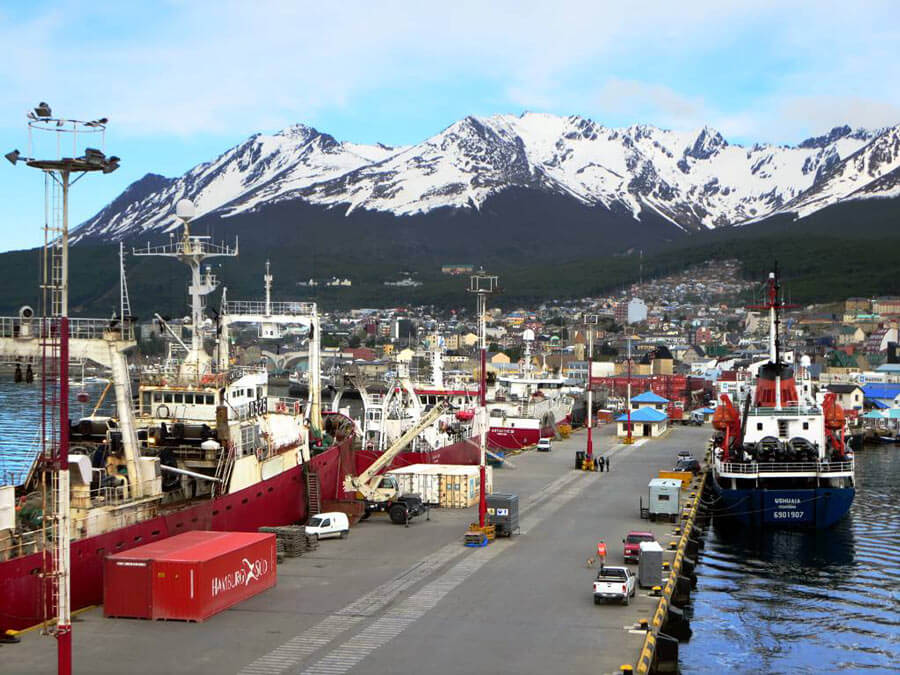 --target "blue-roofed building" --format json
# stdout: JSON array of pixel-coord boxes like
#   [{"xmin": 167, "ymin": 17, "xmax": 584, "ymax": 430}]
[
  {"xmin": 862, "ymin": 383, "xmax": 900, "ymax": 409},
  {"xmin": 630, "ymin": 389, "xmax": 670, "ymax": 413},
  {"xmin": 616, "ymin": 406, "xmax": 668, "ymax": 438}
]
